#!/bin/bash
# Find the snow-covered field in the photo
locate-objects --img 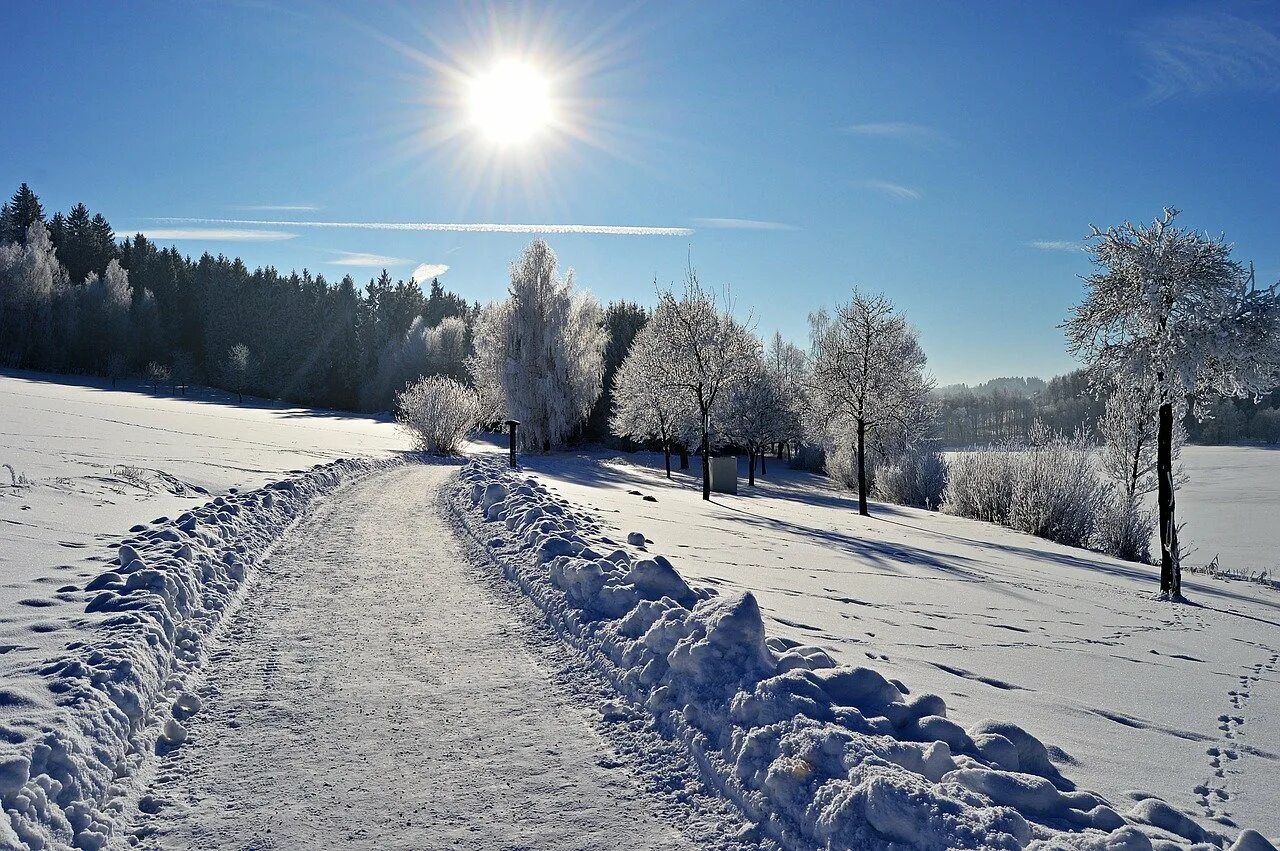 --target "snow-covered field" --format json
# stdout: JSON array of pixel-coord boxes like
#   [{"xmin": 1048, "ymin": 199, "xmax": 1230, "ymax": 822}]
[
  {"xmin": 1177, "ymin": 447, "xmax": 1280, "ymax": 578},
  {"xmin": 515, "ymin": 448, "xmax": 1280, "ymax": 843},
  {"xmin": 0, "ymin": 369, "xmax": 408, "ymax": 608},
  {"xmin": 2, "ymin": 372, "xmax": 1277, "ymax": 849},
  {"xmin": 0, "ymin": 371, "xmax": 410, "ymax": 848}
]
